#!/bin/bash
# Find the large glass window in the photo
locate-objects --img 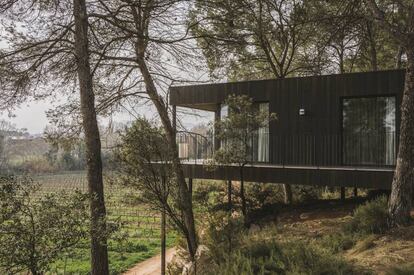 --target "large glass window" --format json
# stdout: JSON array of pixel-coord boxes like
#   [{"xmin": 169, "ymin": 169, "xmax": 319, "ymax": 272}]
[
  {"xmin": 257, "ymin": 103, "xmax": 270, "ymax": 162},
  {"xmin": 218, "ymin": 102, "xmax": 270, "ymax": 163},
  {"xmin": 342, "ymin": 96, "xmax": 396, "ymax": 166},
  {"xmin": 220, "ymin": 104, "xmax": 228, "ymax": 119}
]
